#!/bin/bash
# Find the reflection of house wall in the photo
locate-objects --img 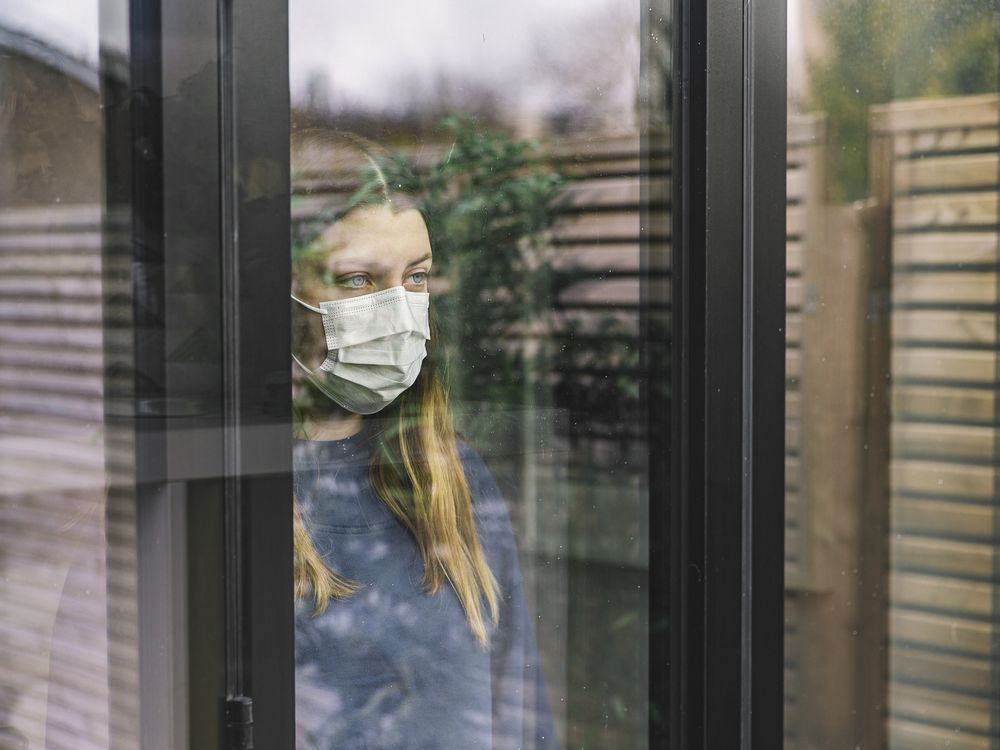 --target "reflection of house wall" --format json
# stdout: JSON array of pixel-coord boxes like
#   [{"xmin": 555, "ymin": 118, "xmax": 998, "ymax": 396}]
[
  {"xmin": 0, "ymin": 29, "xmax": 102, "ymax": 206},
  {"xmin": 0, "ymin": 28, "xmax": 111, "ymax": 750}
]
